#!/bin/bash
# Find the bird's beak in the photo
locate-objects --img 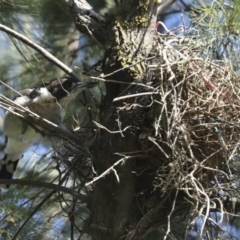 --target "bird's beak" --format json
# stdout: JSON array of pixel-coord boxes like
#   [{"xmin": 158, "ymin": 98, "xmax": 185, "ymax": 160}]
[
  {"xmin": 57, "ymin": 81, "xmax": 97, "ymax": 107},
  {"xmin": 75, "ymin": 81, "xmax": 97, "ymax": 90}
]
